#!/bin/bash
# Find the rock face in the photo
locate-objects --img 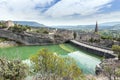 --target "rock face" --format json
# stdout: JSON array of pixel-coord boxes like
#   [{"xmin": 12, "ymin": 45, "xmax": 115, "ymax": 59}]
[
  {"xmin": 95, "ymin": 58, "xmax": 120, "ymax": 75},
  {"xmin": 0, "ymin": 29, "xmax": 74, "ymax": 45},
  {"xmin": 54, "ymin": 30, "xmax": 74, "ymax": 43}
]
